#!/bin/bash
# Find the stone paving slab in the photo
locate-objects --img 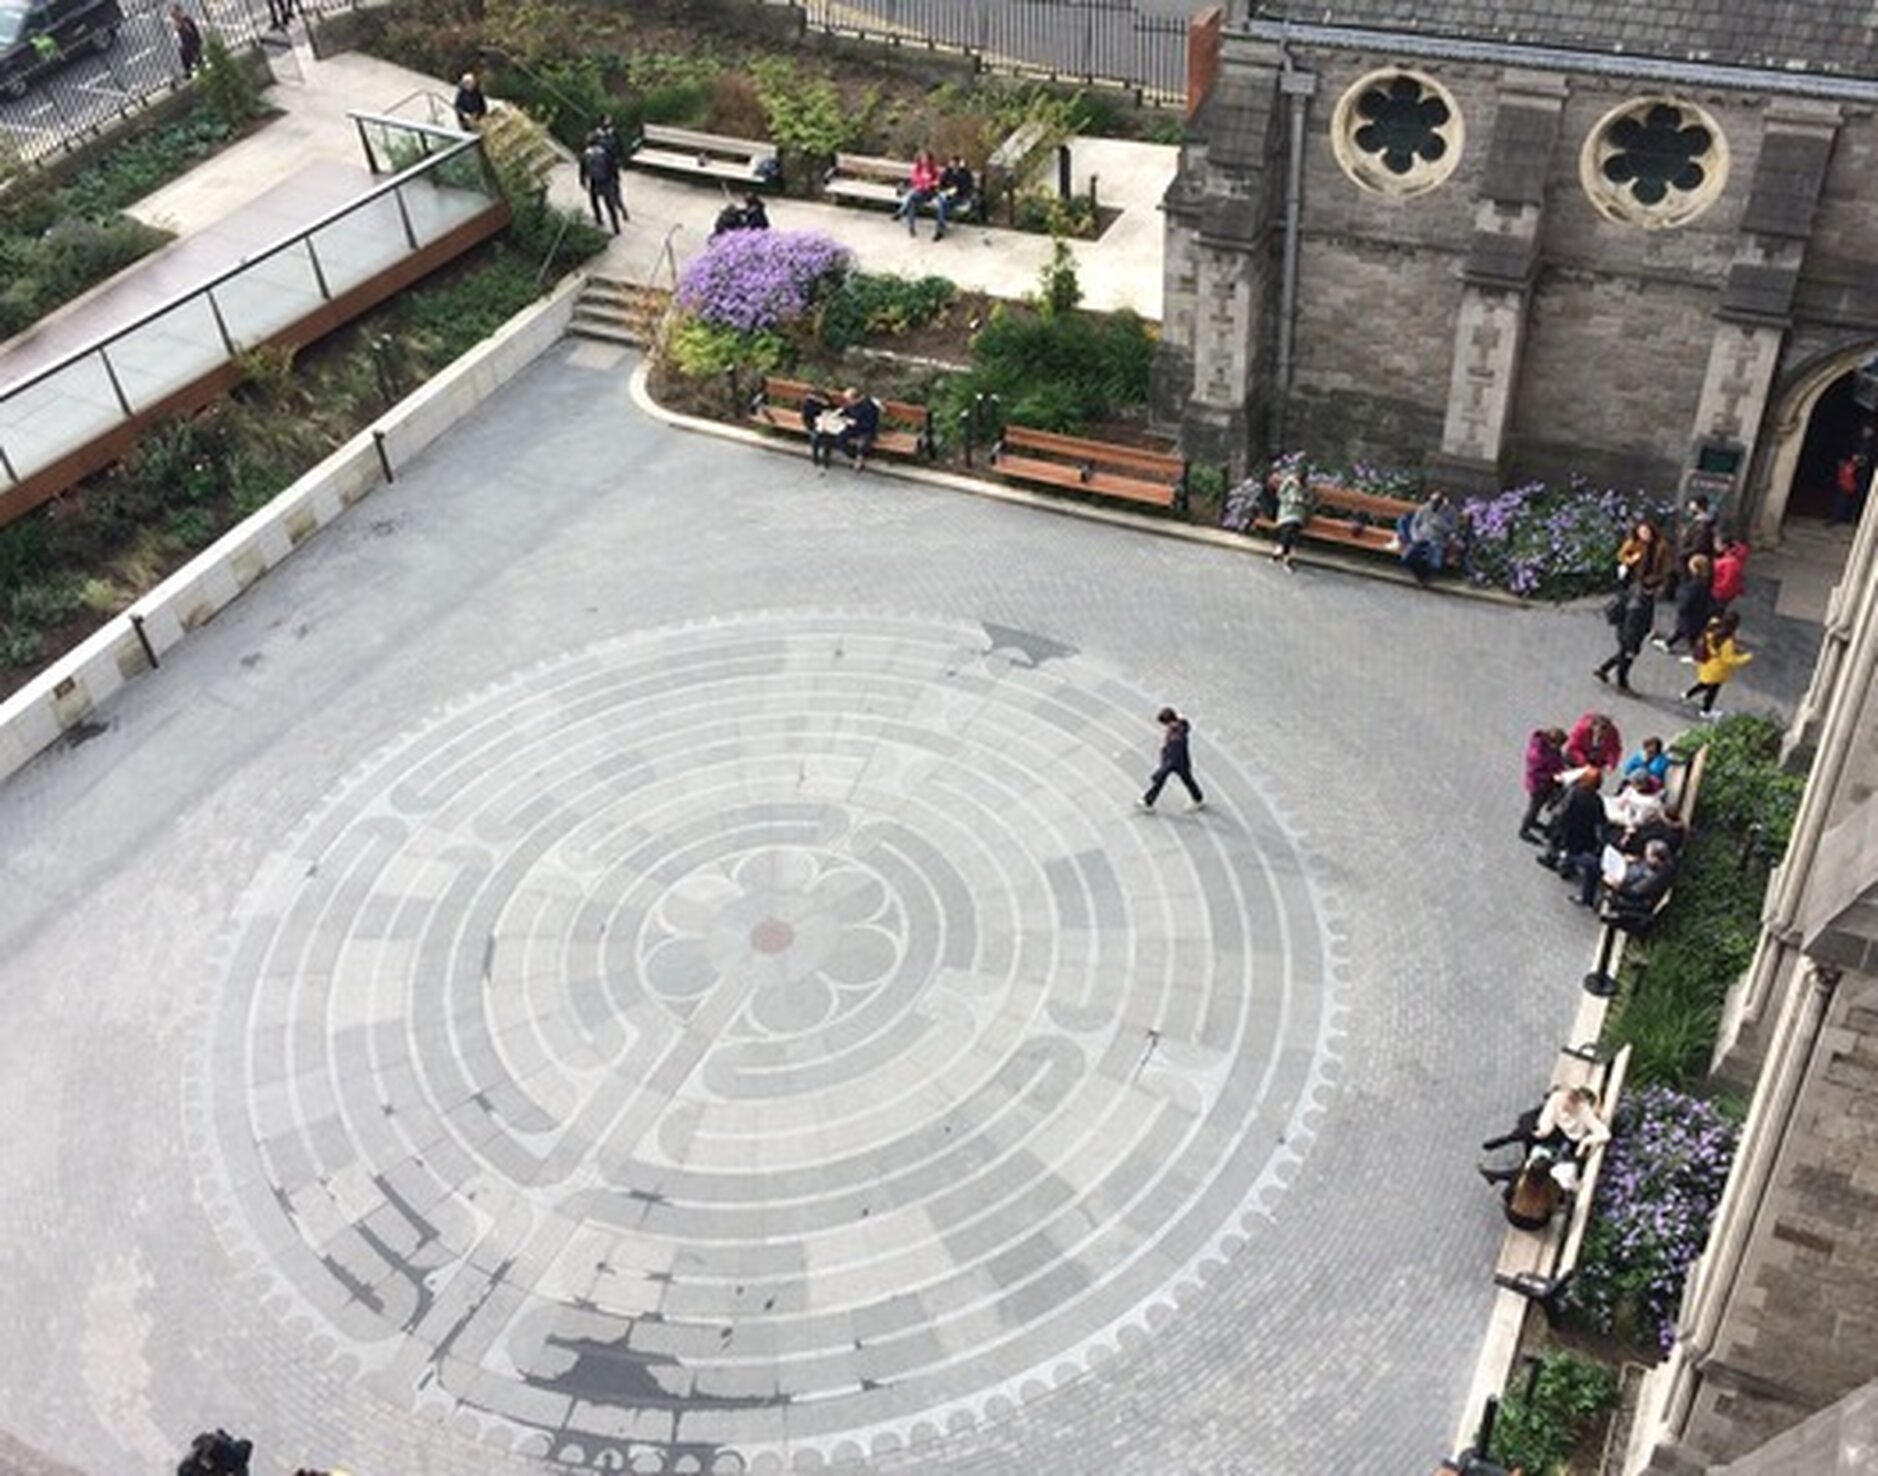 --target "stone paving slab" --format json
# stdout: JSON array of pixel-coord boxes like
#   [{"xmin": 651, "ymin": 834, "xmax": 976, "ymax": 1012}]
[{"xmin": 0, "ymin": 343, "xmax": 1817, "ymax": 1476}]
